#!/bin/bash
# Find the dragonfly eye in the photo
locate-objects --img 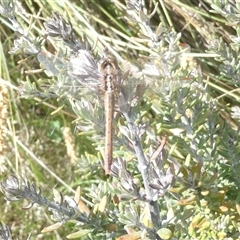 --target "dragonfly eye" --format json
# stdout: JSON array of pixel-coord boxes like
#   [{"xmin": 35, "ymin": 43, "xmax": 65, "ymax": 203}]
[
  {"xmin": 100, "ymin": 60, "xmax": 111, "ymax": 69},
  {"xmin": 99, "ymin": 56, "xmax": 119, "ymax": 71}
]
